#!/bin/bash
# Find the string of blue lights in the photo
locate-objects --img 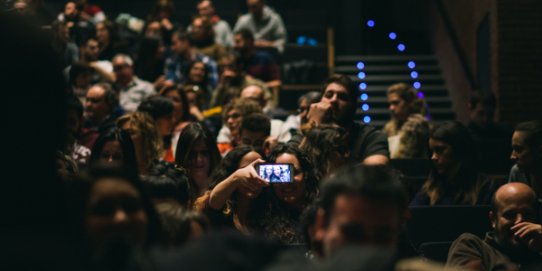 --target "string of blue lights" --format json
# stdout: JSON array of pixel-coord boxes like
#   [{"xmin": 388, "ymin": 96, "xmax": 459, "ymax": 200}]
[{"xmin": 359, "ymin": 19, "xmax": 425, "ymax": 123}]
